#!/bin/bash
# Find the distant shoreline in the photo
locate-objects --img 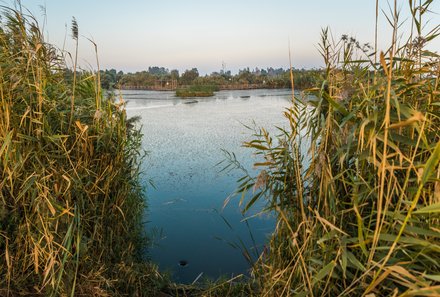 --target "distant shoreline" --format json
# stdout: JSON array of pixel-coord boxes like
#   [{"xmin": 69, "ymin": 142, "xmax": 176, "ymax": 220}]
[{"xmin": 119, "ymin": 83, "xmax": 289, "ymax": 92}]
